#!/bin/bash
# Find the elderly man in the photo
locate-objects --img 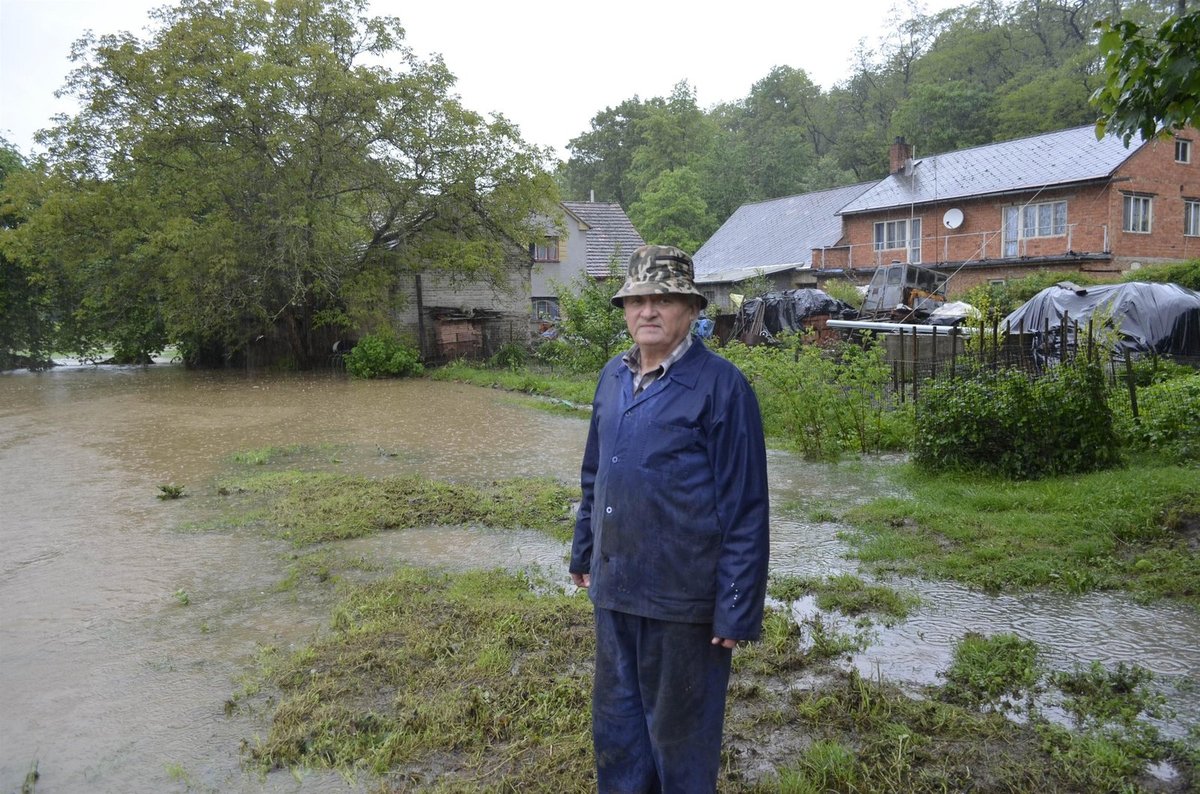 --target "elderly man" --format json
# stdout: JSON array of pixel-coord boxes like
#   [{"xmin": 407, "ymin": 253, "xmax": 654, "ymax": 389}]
[{"xmin": 570, "ymin": 244, "xmax": 770, "ymax": 793}]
